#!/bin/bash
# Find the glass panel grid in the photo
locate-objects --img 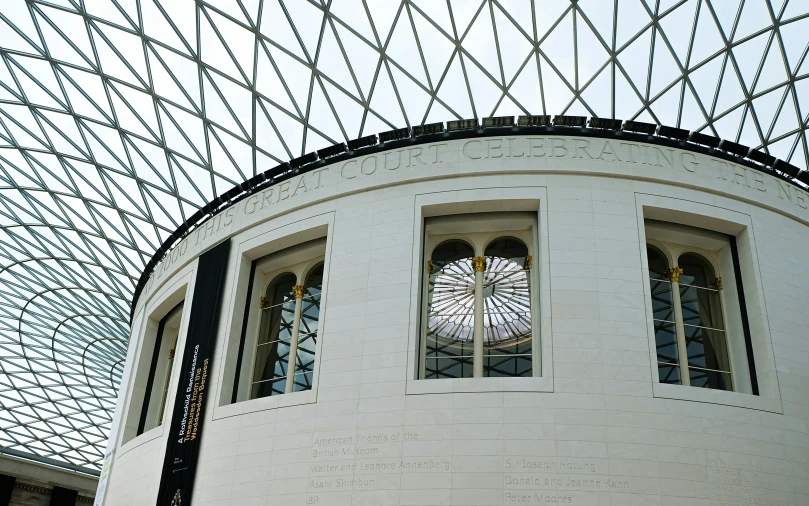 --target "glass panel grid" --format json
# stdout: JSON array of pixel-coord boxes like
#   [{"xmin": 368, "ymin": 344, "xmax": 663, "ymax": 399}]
[{"xmin": 1, "ymin": 0, "xmax": 806, "ymax": 471}]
